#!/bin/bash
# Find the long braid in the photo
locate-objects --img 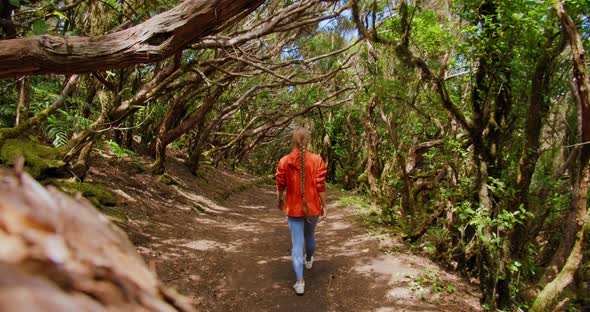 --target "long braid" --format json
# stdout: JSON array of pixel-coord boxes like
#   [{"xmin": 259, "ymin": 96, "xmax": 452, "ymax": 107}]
[
  {"xmin": 300, "ymin": 143, "xmax": 308, "ymax": 217},
  {"xmin": 292, "ymin": 127, "xmax": 311, "ymax": 218}
]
